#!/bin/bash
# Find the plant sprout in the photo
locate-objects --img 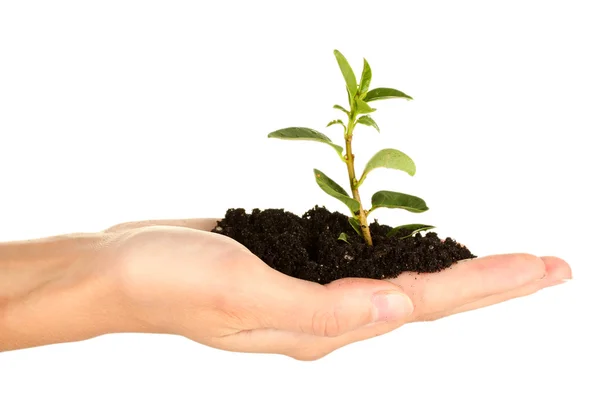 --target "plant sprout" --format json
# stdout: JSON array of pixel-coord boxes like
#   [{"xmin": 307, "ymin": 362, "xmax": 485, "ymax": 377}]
[{"xmin": 267, "ymin": 49, "xmax": 434, "ymax": 246}]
